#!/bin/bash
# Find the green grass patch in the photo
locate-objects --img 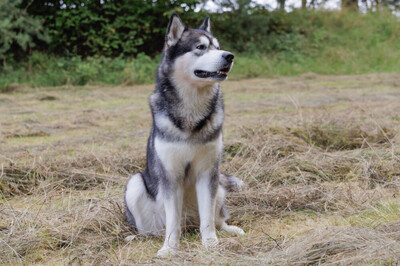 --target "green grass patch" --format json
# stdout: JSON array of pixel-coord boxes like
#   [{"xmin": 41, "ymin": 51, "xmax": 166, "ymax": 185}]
[
  {"xmin": 0, "ymin": 53, "xmax": 159, "ymax": 90},
  {"xmin": 347, "ymin": 199, "xmax": 400, "ymax": 226}
]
